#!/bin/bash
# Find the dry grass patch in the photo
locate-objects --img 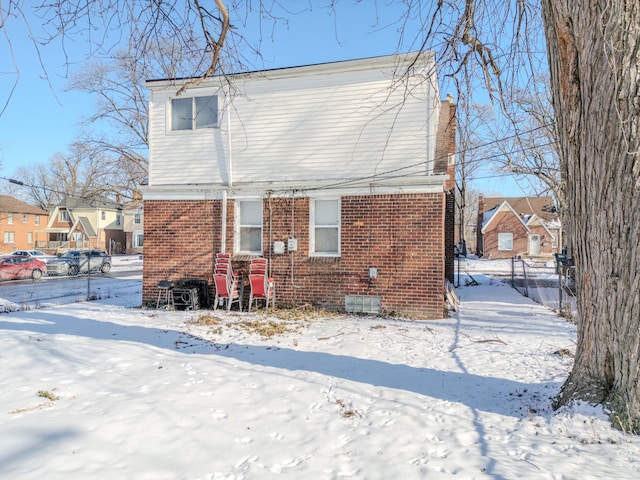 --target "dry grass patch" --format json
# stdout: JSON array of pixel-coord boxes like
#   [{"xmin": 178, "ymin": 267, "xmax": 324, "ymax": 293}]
[
  {"xmin": 188, "ymin": 313, "xmax": 223, "ymax": 326},
  {"xmin": 236, "ymin": 319, "xmax": 303, "ymax": 339}
]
